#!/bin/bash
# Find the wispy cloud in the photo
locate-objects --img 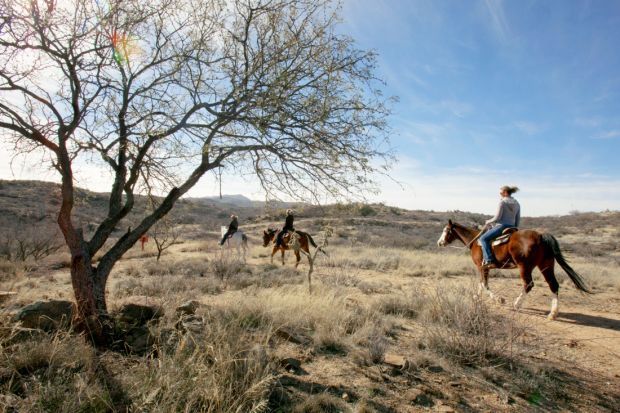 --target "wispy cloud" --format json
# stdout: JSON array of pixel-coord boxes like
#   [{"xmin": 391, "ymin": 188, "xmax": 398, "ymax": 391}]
[
  {"xmin": 483, "ymin": 0, "xmax": 511, "ymax": 42},
  {"xmin": 574, "ymin": 116, "xmax": 603, "ymax": 128},
  {"xmin": 372, "ymin": 165, "xmax": 620, "ymax": 216},
  {"xmin": 514, "ymin": 121, "xmax": 545, "ymax": 135},
  {"xmin": 592, "ymin": 130, "xmax": 620, "ymax": 140},
  {"xmin": 439, "ymin": 99, "xmax": 473, "ymax": 118}
]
